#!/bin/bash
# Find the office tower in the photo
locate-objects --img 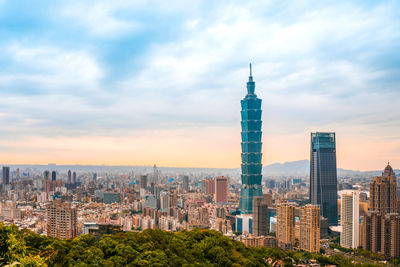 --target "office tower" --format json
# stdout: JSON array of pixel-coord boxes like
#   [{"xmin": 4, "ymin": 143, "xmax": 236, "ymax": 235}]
[
  {"xmin": 152, "ymin": 164, "xmax": 159, "ymax": 184},
  {"xmin": 155, "ymin": 185, "xmax": 162, "ymax": 200},
  {"xmin": 43, "ymin": 170, "xmax": 50, "ymax": 192},
  {"xmin": 51, "ymin": 171, "xmax": 57, "ymax": 181},
  {"xmin": 168, "ymin": 192, "xmax": 178, "ymax": 208},
  {"xmin": 310, "ymin": 132, "xmax": 338, "ymax": 225},
  {"xmin": 369, "ymin": 163, "xmax": 397, "ymax": 215},
  {"xmin": 72, "ymin": 172, "xmax": 77, "ymax": 184},
  {"xmin": 299, "ymin": 204, "xmax": 320, "ymax": 253},
  {"xmin": 252, "ymin": 196, "xmax": 269, "ymax": 236},
  {"xmin": 214, "ymin": 176, "xmax": 228, "ymax": 203},
  {"xmin": 2, "ymin": 166, "xmax": 10, "ymax": 185},
  {"xmin": 160, "ymin": 192, "xmax": 169, "ymax": 210},
  {"xmin": 16, "ymin": 168, "xmax": 20, "ymax": 179},
  {"xmin": 205, "ymin": 178, "xmax": 214, "ymax": 195},
  {"xmin": 340, "ymin": 190, "xmax": 359, "ymax": 249},
  {"xmin": 239, "ymin": 64, "xmax": 263, "ymax": 214},
  {"xmin": 183, "ymin": 176, "xmax": 189, "ymax": 192},
  {"xmin": 276, "ymin": 203, "xmax": 296, "ymax": 249},
  {"xmin": 46, "ymin": 199, "xmax": 78, "ymax": 239},
  {"xmin": 381, "ymin": 213, "xmax": 400, "ymax": 258},
  {"xmin": 93, "ymin": 173, "xmax": 97, "ymax": 181},
  {"xmin": 360, "ymin": 211, "xmax": 382, "ymax": 253},
  {"xmin": 140, "ymin": 175, "xmax": 148, "ymax": 189},
  {"xmin": 68, "ymin": 170, "xmax": 72, "ymax": 183}
]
